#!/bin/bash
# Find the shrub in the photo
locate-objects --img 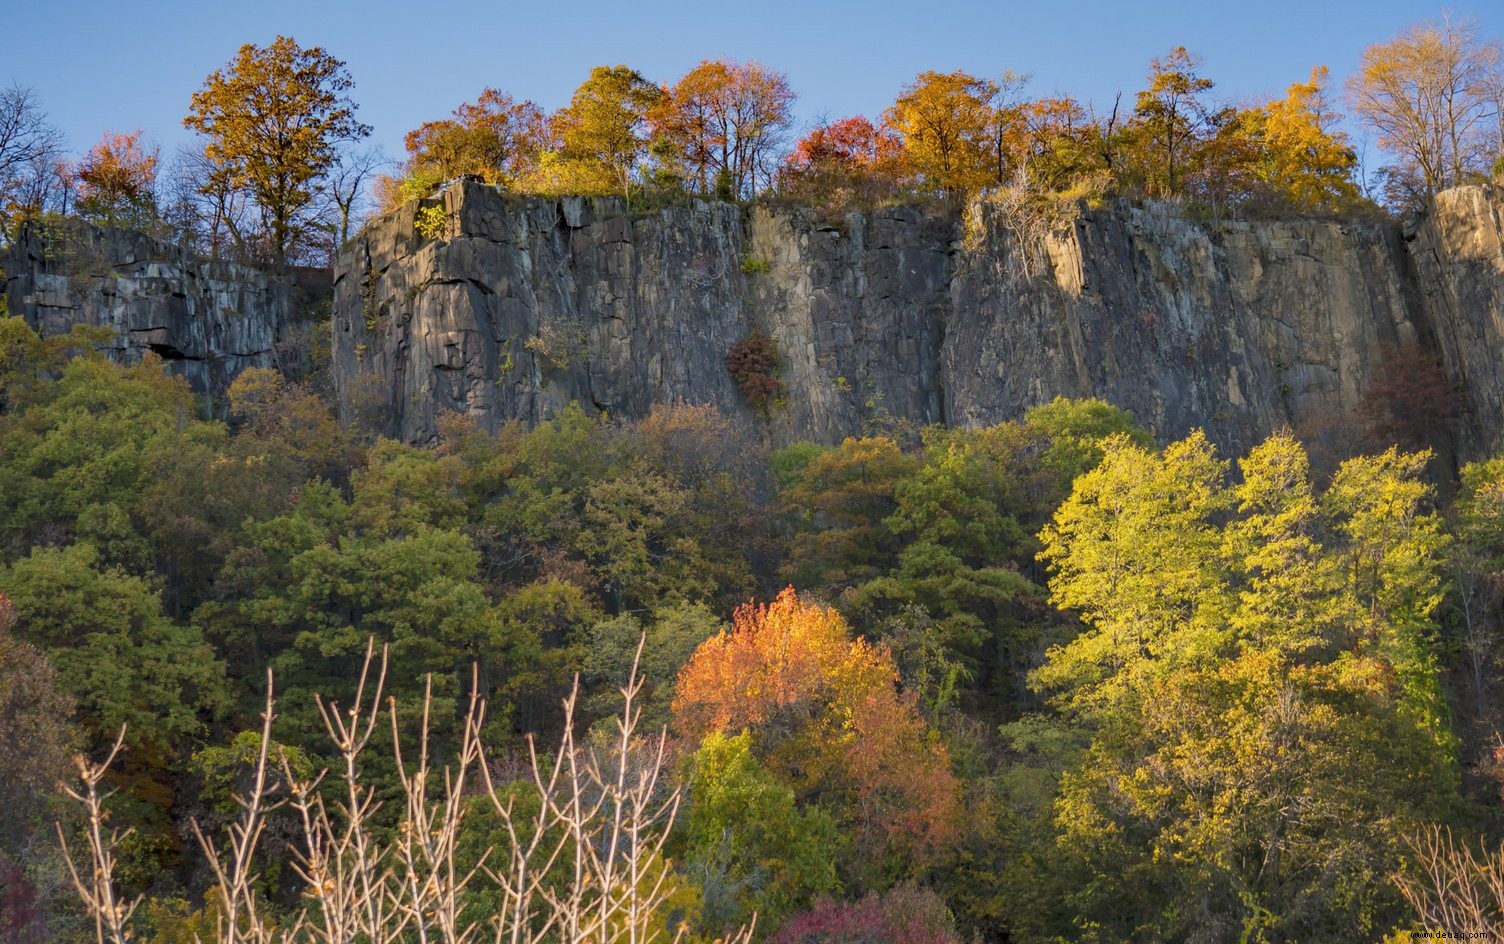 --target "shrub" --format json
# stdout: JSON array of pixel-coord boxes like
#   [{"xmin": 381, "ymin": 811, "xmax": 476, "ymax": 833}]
[
  {"xmin": 414, "ymin": 204, "xmax": 447, "ymax": 240},
  {"xmin": 769, "ymin": 885, "xmax": 962, "ymax": 944},
  {"xmin": 725, "ymin": 329, "xmax": 784, "ymax": 414}
]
